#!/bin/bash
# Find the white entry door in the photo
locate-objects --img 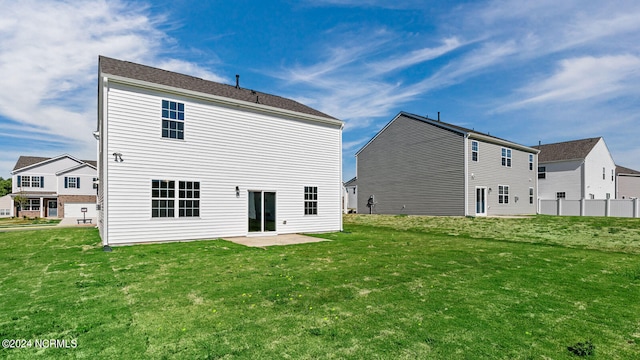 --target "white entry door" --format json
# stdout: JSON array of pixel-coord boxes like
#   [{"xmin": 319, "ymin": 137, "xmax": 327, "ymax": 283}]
[{"xmin": 475, "ymin": 187, "xmax": 487, "ymax": 216}]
